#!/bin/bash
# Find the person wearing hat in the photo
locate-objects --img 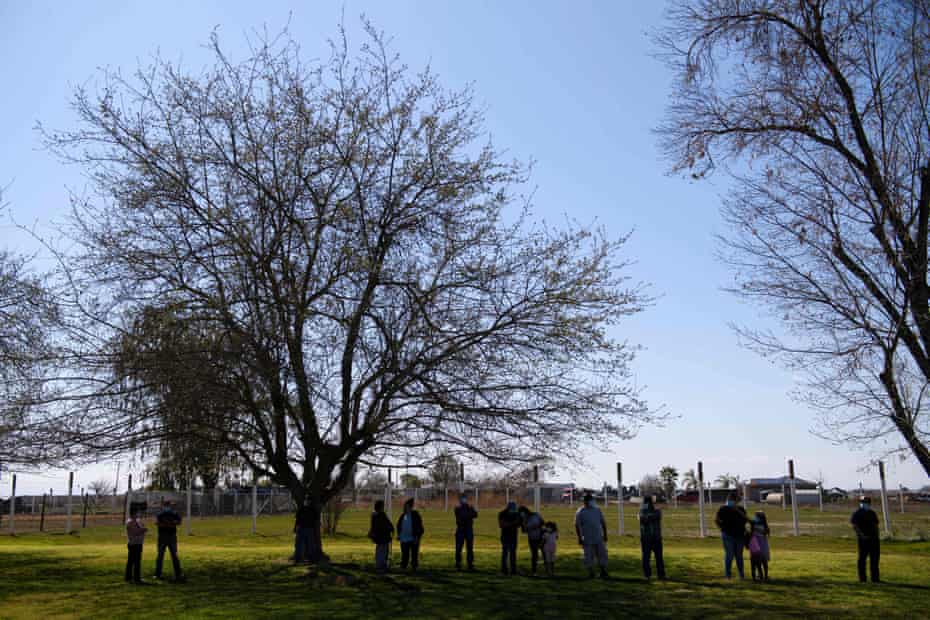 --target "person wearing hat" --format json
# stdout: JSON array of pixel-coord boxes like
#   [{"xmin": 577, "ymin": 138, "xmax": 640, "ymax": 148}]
[
  {"xmin": 574, "ymin": 492, "xmax": 609, "ymax": 578},
  {"xmin": 850, "ymin": 495, "xmax": 881, "ymax": 583},
  {"xmin": 396, "ymin": 497, "xmax": 425, "ymax": 571},
  {"xmin": 154, "ymin": 499, "xmax": 185, "ymax": 582},
  {"xmin": 454, "ymin": 493, "xmax": 478, "ymax": 571},
  {"xmin": 498, "ymin": 501, "xmax": 523, "ymax": 575},
  {"xmin": 638, "ymin": 495, "xmax": 666, "ymax": 580}
]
